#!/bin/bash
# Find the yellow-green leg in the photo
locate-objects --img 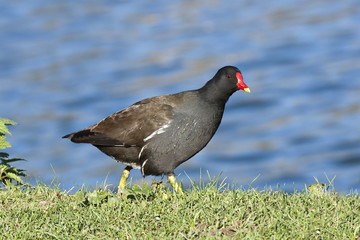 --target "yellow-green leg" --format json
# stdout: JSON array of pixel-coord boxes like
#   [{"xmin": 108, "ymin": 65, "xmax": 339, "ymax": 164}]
[
  {"xmin": 118, "ymin": 166, "xmax": 132, "ymax": 193},
  {"xmin": 167, "ymin": 175, "xmax": 185, "ymax": 194}
]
